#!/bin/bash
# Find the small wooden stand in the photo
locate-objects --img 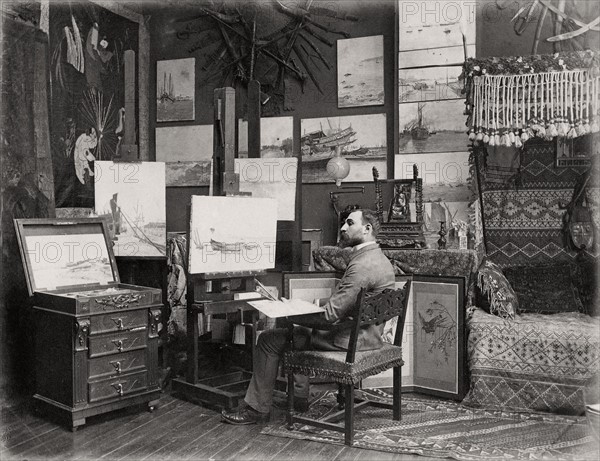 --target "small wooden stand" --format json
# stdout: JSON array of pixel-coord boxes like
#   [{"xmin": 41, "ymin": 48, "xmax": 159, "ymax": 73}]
[{"xmin": 171, "ymin": 271, "xmax": 264, "ymax": 410}]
